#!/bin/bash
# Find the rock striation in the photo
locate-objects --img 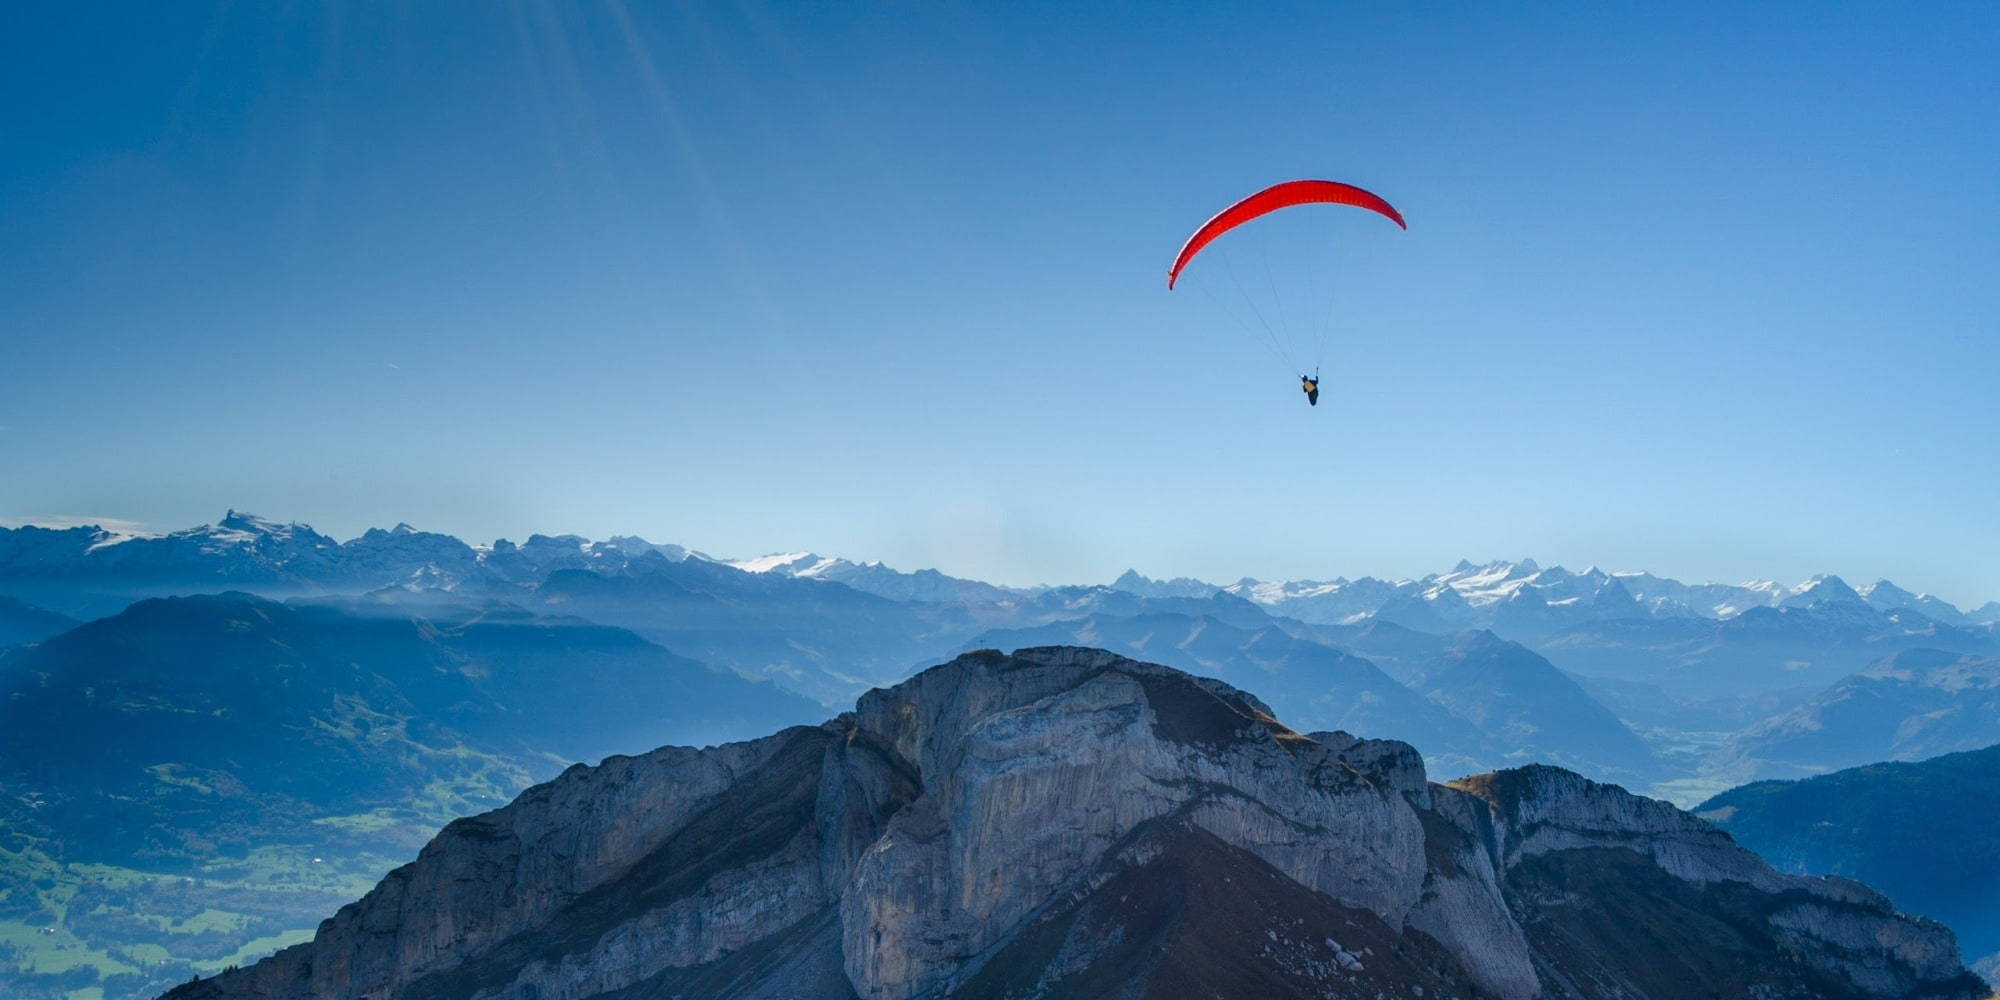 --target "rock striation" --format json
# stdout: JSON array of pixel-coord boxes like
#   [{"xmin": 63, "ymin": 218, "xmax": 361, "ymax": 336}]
[{"xmin": 163, "ymin": 647, "xmax": 1987, "ymax": 1000}]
